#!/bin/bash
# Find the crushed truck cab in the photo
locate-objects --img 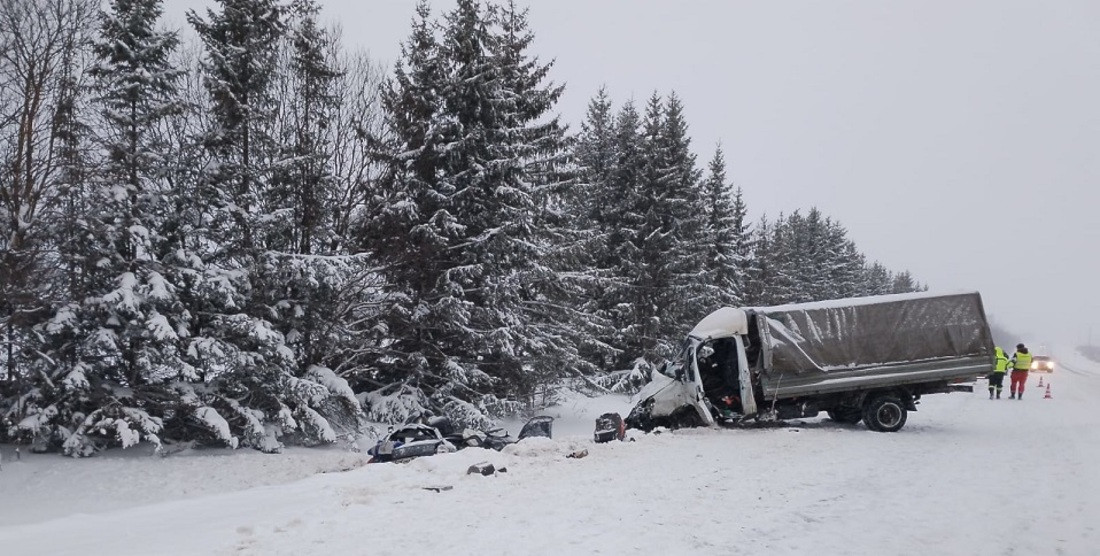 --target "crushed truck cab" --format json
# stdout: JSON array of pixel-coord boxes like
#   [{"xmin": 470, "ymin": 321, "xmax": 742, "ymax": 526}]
[{"xmin": 626, "ymin": 291, "xmax": 995, "ymax": 432}]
